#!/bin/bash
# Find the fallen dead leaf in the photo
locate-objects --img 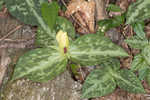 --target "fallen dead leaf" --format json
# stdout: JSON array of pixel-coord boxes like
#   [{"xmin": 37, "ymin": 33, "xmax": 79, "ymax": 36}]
[{"xmin": 65, "ymin": 0, "xmax": 95, "ymax": 34}]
